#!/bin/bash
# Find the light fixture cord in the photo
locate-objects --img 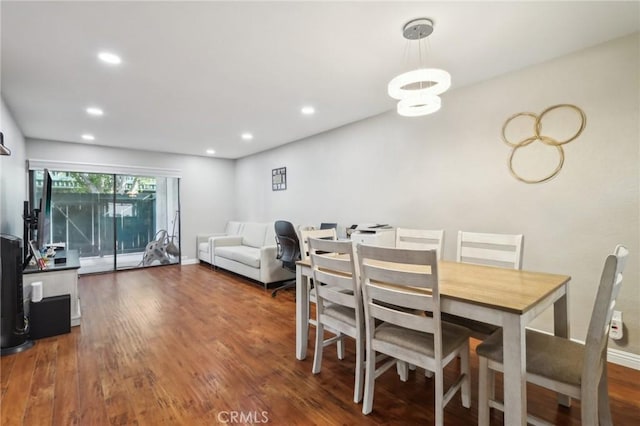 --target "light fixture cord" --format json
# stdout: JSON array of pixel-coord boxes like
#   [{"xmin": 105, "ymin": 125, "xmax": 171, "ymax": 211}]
[
  {"xmin": 418, "ymin": 36, "xmax": 432, "ymax": 90},
  {"xmin": 403, "ymin": 39, "xmax": 411, "ymax": 69},
  {"xmin": 418, "ymin": 37, "xmax": 424, "ymax": 90}
]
